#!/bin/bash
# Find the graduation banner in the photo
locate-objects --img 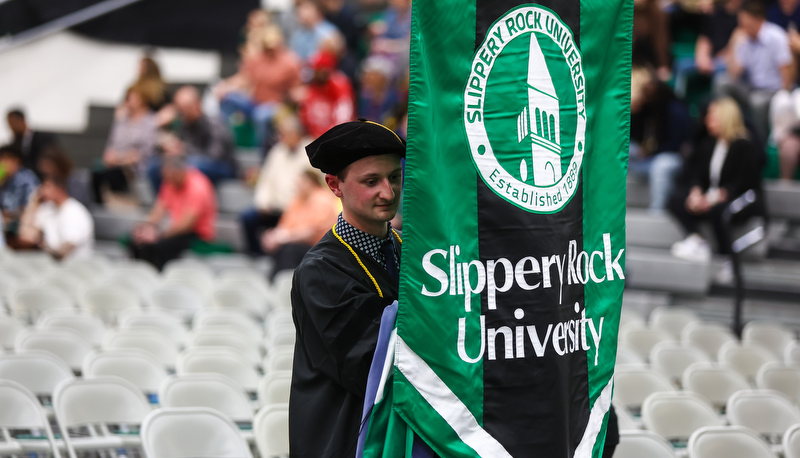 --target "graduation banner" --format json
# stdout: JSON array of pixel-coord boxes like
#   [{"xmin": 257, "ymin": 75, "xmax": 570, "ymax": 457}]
[{"xmin": 360, "ymin": 0, "xmax": 631, "ymax": 456}]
